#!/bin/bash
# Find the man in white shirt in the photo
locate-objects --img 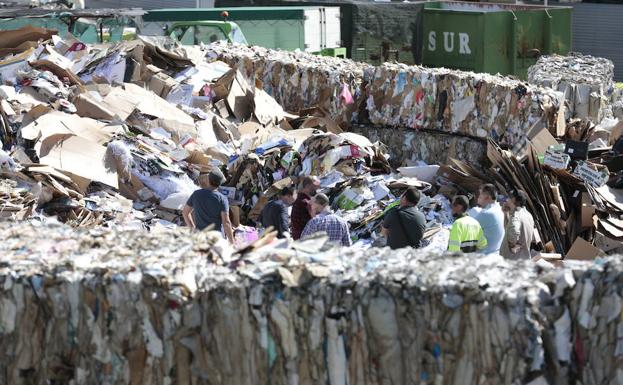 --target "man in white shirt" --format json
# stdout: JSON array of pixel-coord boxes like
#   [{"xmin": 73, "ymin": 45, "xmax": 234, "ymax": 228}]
[{"xmin": 475, "ymin": 184, "xmax": 505, "ymax": 254}]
